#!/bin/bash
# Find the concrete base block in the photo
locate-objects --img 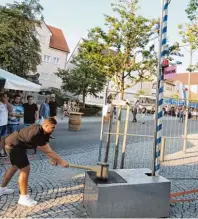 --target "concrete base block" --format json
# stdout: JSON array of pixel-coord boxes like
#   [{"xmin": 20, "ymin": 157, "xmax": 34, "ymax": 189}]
[{"xmin": 83, "ymin": 168, "xmax": 171, "ymax": 218}]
